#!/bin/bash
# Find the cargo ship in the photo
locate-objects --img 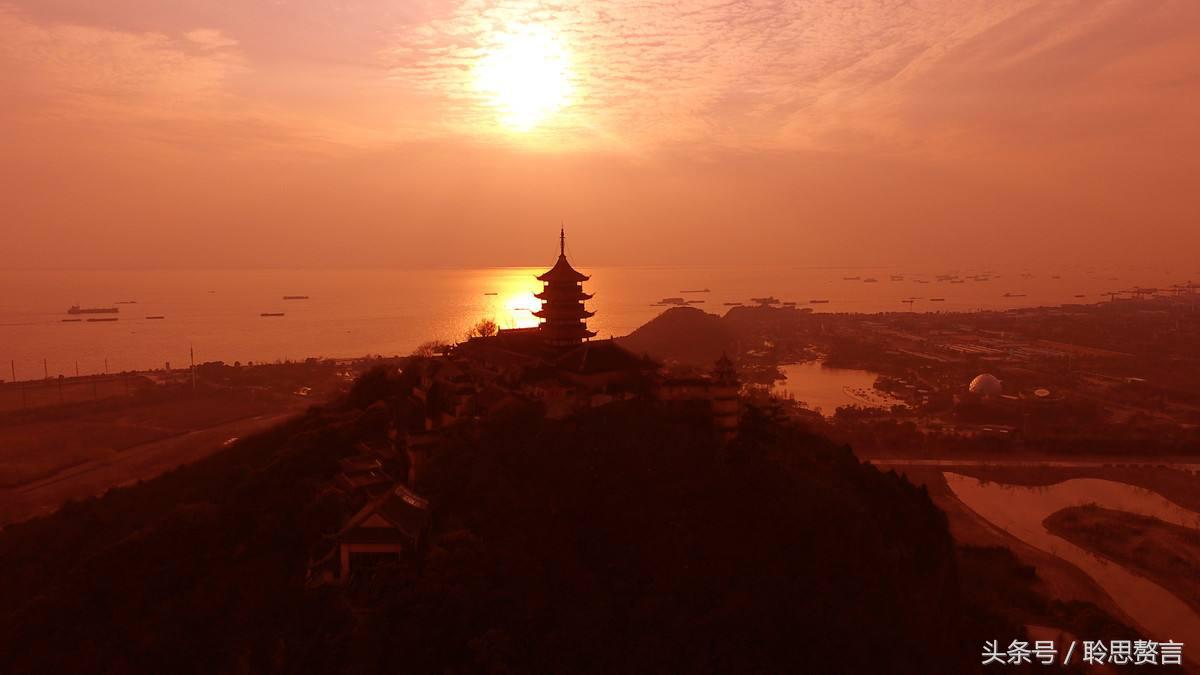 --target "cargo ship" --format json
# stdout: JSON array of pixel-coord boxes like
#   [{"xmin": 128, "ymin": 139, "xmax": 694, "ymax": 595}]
[
  {"xmin": 261, "ymin": 312, "xmax": 286, "ymax": 317},
  {"xmin": 283, "ymin": 295, "xmax": 309, "ymax": 300},
  {"xmin": 67, "ymin": 305, "xmax": 118, "ymax": 315},
  {"xmin": 86, "ymin": 317, "xmax": 119, "ymax": 322}
]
